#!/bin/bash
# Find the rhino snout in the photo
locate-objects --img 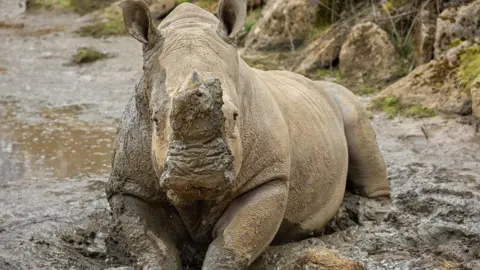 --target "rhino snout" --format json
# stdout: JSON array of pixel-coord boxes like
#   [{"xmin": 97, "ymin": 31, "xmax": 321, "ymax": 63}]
[{"xmin": 160, "ymin": 138, "xmax": 235, "ymax": 200}]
